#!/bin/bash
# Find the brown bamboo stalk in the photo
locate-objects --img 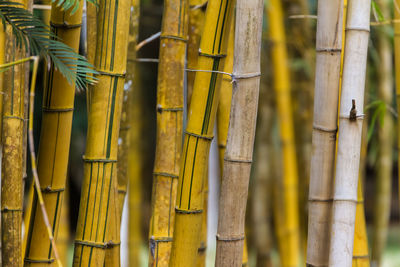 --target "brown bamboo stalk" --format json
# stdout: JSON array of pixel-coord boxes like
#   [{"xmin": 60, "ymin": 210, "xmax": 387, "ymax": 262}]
[
  {"xmin": 214, "ymin": 0, "xmax": 263, "ymax": 265},
  {"xmin": 306, "ymin": 1, "xmax": 343, "ymax": 266}
]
